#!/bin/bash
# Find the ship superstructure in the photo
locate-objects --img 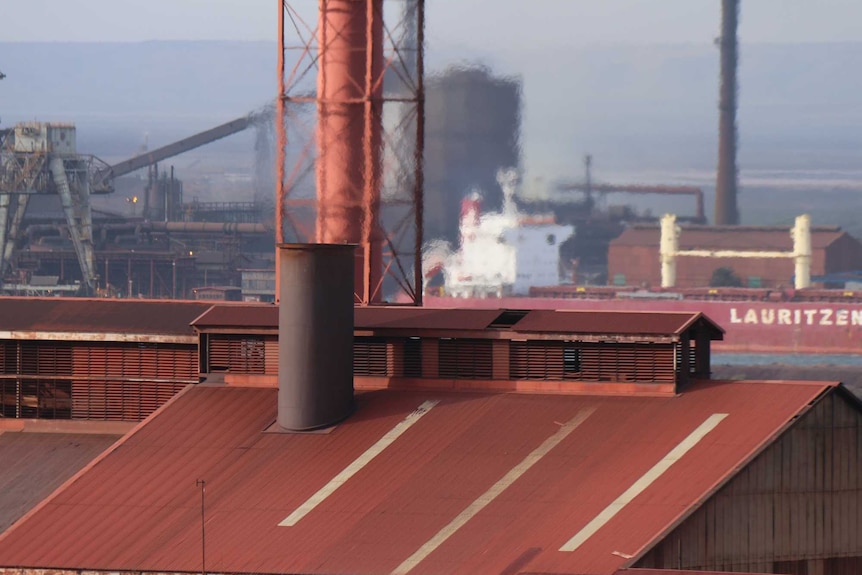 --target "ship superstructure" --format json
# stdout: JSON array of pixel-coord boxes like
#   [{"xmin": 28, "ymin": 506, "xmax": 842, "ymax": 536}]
[{"xmin": 431, "ymin": 169, "xmax": 574, "ymax": 298}]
